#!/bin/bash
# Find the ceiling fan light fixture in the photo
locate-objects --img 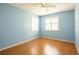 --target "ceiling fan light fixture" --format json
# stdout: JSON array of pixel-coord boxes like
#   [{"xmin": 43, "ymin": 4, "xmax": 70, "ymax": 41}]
[
  {"xmin": 40, "ymin": 3, "xmax": 46, "ymax": 7},
  {"xmin": 42, "ymin": 3, "xmax": 46, "ymax": 5}
]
